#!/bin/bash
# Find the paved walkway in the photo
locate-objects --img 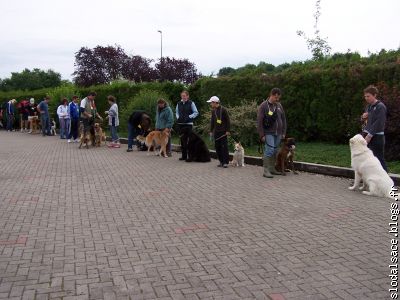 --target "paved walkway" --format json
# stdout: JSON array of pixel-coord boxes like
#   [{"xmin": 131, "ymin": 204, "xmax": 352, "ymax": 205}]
[{"xmin": 0, "ymin": 131, "xmax": 391, "ymax": 300}]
